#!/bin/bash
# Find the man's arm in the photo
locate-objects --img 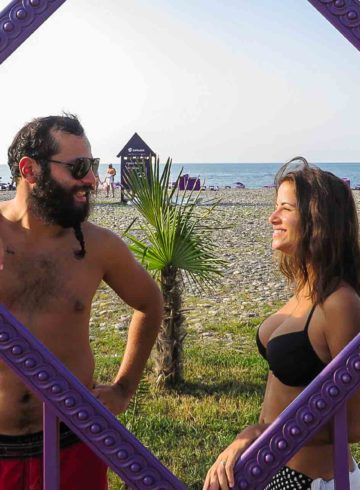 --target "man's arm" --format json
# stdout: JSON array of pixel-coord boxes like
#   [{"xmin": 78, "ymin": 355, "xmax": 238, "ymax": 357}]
[{"xmin": 92, "ymin": 229, "xmax": 163, "ymax": 414}]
